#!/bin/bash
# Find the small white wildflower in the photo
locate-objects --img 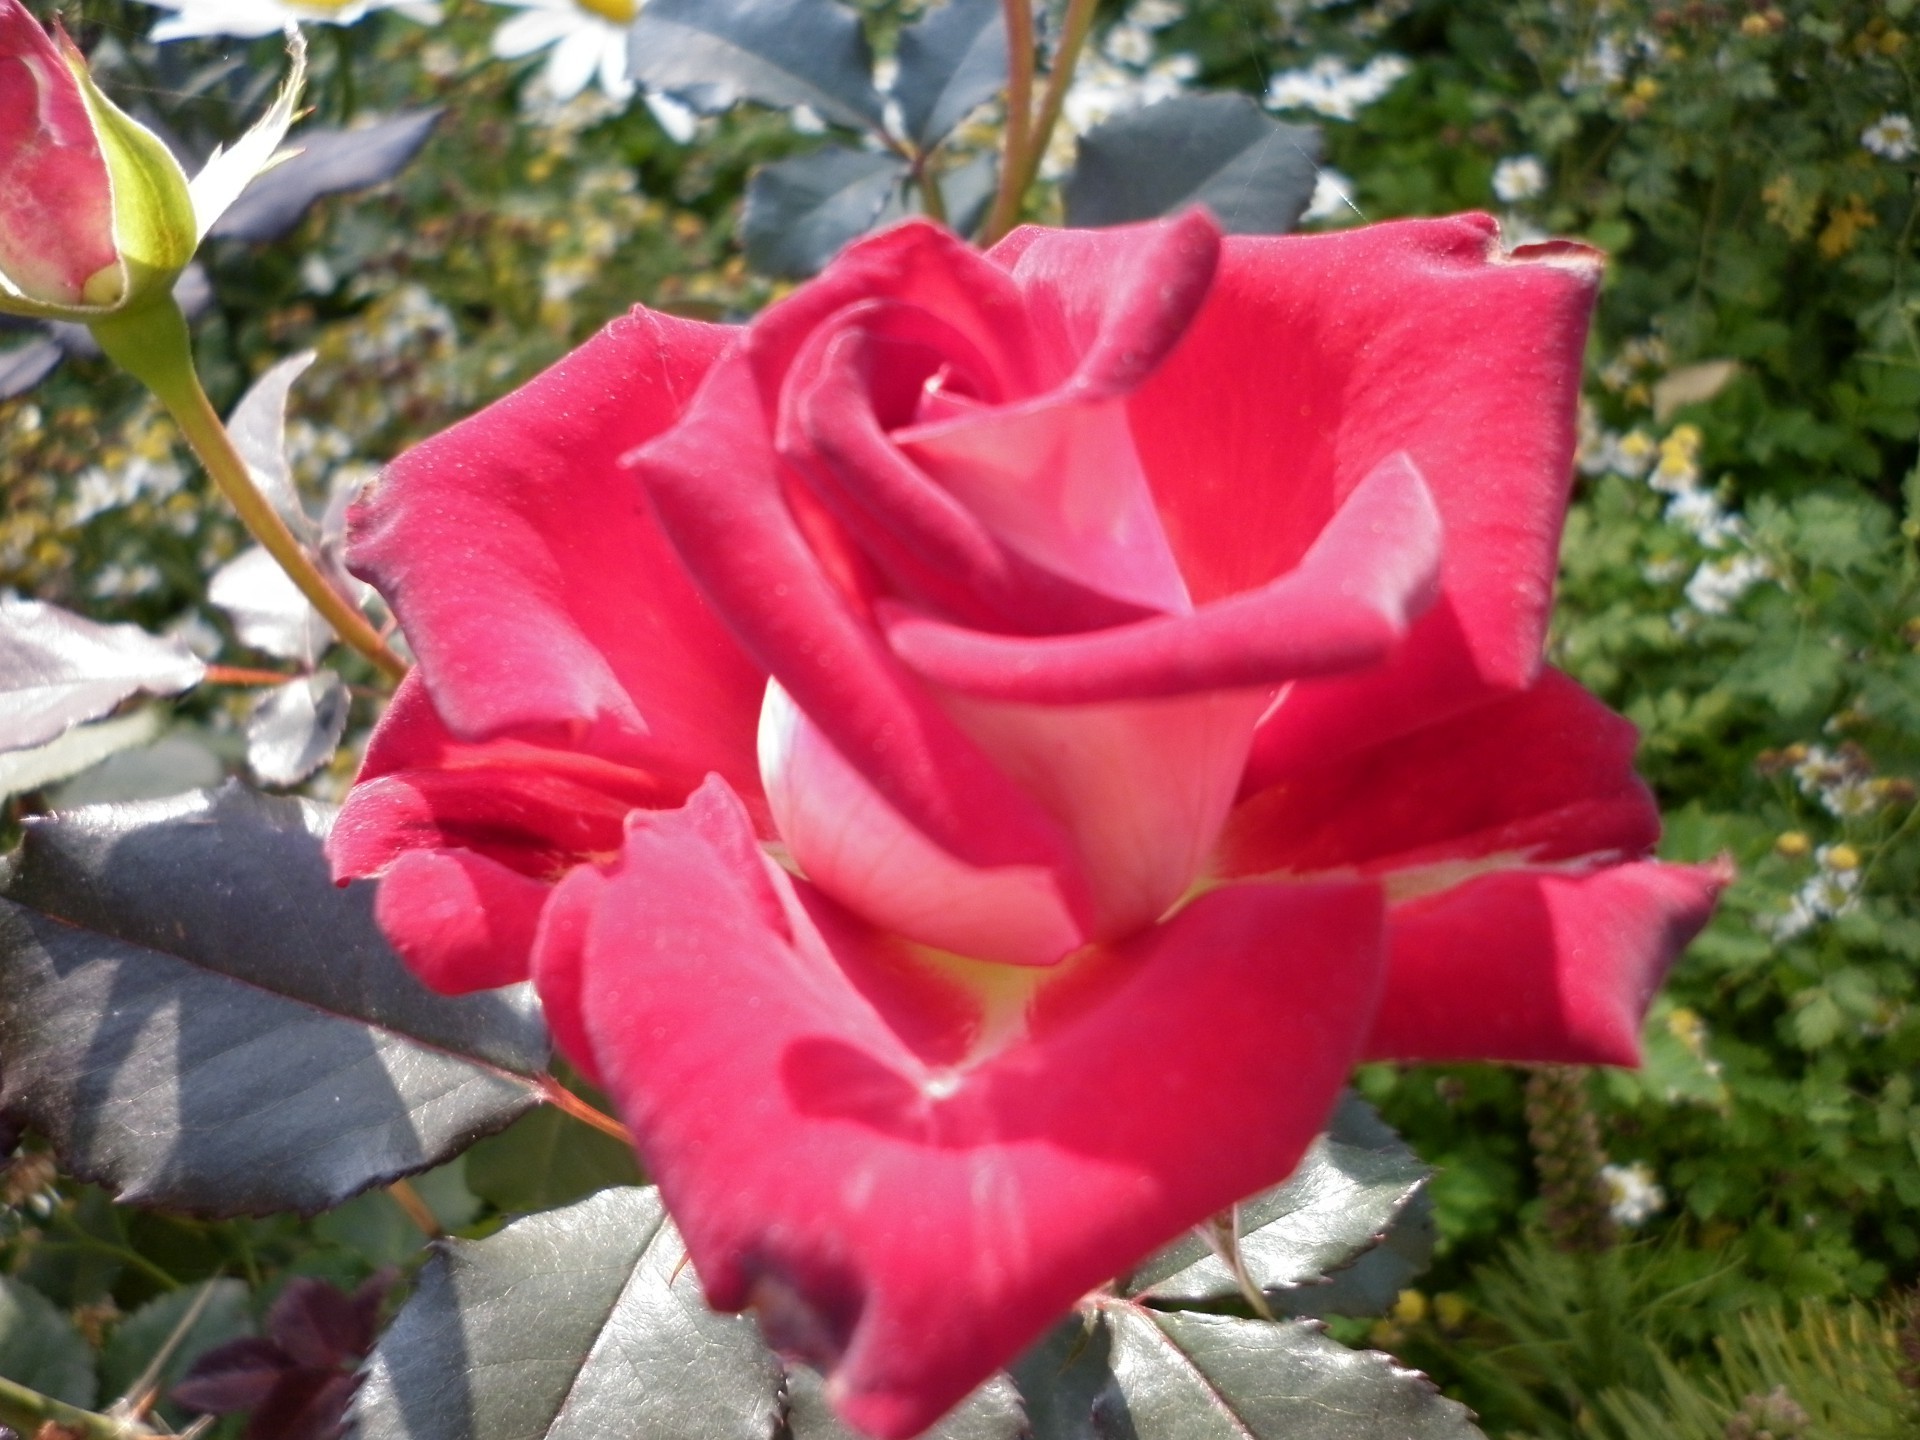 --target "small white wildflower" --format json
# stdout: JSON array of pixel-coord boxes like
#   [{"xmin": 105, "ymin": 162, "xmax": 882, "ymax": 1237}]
[
  {"xmin": 1576, "ymin": 418, "xmax": 1656, "ymax": 480},
  {"xmin": 1492, "ymin": 154, "xmax": 1547, "ymax": 203},
  {"xmin": 1562, "ymin": 33, "xmax": 1626, "ymax": 93},
  {"xmin": 1103, "ymin": 21, "xmax": 1156, "ymax": 66},
  {"xmin": 1666, "ymin": 489, "xmax": 1744, "ymax": 549},
  {"xmin": 1600, "ymin": 1162, "xmax": 1665, "ymax": 1227},
  {"xmin": 1684, "ymin": 552, "xmax": 1768, "ymax": 615},
  {"xmin": 1763, "ymin": 844, "xmax": 1862, "ymax": 939},
  {"xmin": 1861, "ymin": 113, "xmax": 1917, "ymax": 163},
  {"xmin": 1265, "ymin": 54, "xmax": 1410, "ymax": 121},
  {"xmin": 1128, "ymin": 0, "xmax": 1183, "ymax": 28},
  {"xmin": 1791, "ymin": 745, "xmax": 1880, "ymax": 819}
]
